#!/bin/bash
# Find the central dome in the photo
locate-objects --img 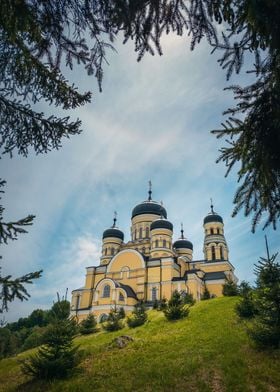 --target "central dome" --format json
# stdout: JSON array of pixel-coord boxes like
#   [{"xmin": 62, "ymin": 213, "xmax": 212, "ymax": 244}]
[{"xmin": 131, "ymin": 201, "xmax": 167, "ymax": 219}]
